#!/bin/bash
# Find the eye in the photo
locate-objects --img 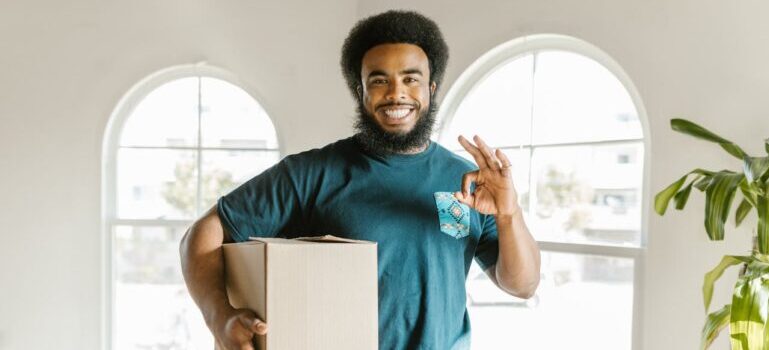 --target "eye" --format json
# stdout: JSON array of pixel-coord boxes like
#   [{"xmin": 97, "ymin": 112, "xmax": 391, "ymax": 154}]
[
  {"xmin": 404, "ymin": 77, "xmax": 419, "ymax": 83},
  {"xmin": 370, "ymin": 78, "xmax": 387, "ymax": 85}
]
